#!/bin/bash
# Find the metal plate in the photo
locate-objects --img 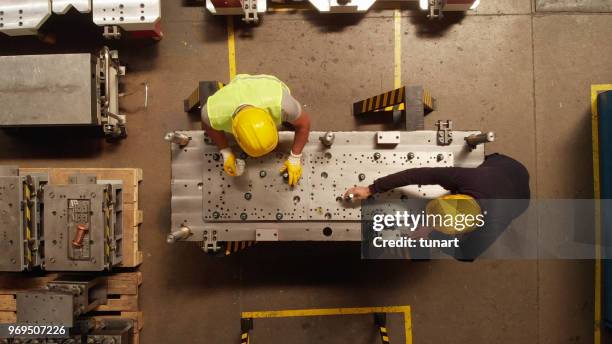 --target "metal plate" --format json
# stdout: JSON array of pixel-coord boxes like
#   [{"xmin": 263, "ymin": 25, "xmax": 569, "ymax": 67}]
[
  {"xmin": 43, "ymin": 183, "xmax": 122, "ymax": 271},
  {"xmin": 53, "ymin": 0, "xmax": 92, "ymax": 13},
  {"xmin": 0, "ymin": 167, "xmax": 23, "ymax": 271},
  {"xmin": 17, "ymin": 290, "xmax": 75, "ymax": 327},
  {"xmin": 171, "ymin": 131, "xmax": 485, "ymax": 244},
  {"xmin": 92, "ymin": 0, "xmax": 161, "ymax": 31},
  {"xmin": 0, "ymin": 0, "xmax": 52, "ymax": 36},
  {"xmin": 203, "ymin": 149, "xmax": 451, "ymax": 222},
  {"xmin": 0, "ymin": 53, "xmax": 96, "ymax": 126}
]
